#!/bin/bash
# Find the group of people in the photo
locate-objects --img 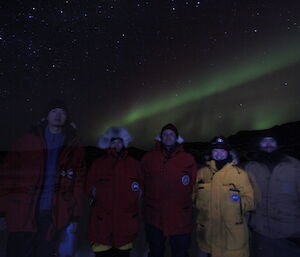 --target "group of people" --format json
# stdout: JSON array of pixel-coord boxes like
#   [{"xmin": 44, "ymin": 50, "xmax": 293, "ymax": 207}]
[{"xmin": 0, "ymin": 100, "xmax": 300, "ymax": 257}]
